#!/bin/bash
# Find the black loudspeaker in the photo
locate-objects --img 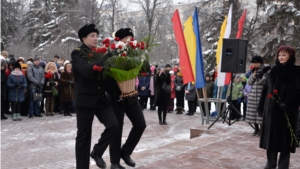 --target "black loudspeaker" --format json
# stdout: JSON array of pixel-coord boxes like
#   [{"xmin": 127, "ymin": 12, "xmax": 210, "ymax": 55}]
[{"xmin": 221, "ymin": 39, "xmax": 248, "ymax": 73}]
